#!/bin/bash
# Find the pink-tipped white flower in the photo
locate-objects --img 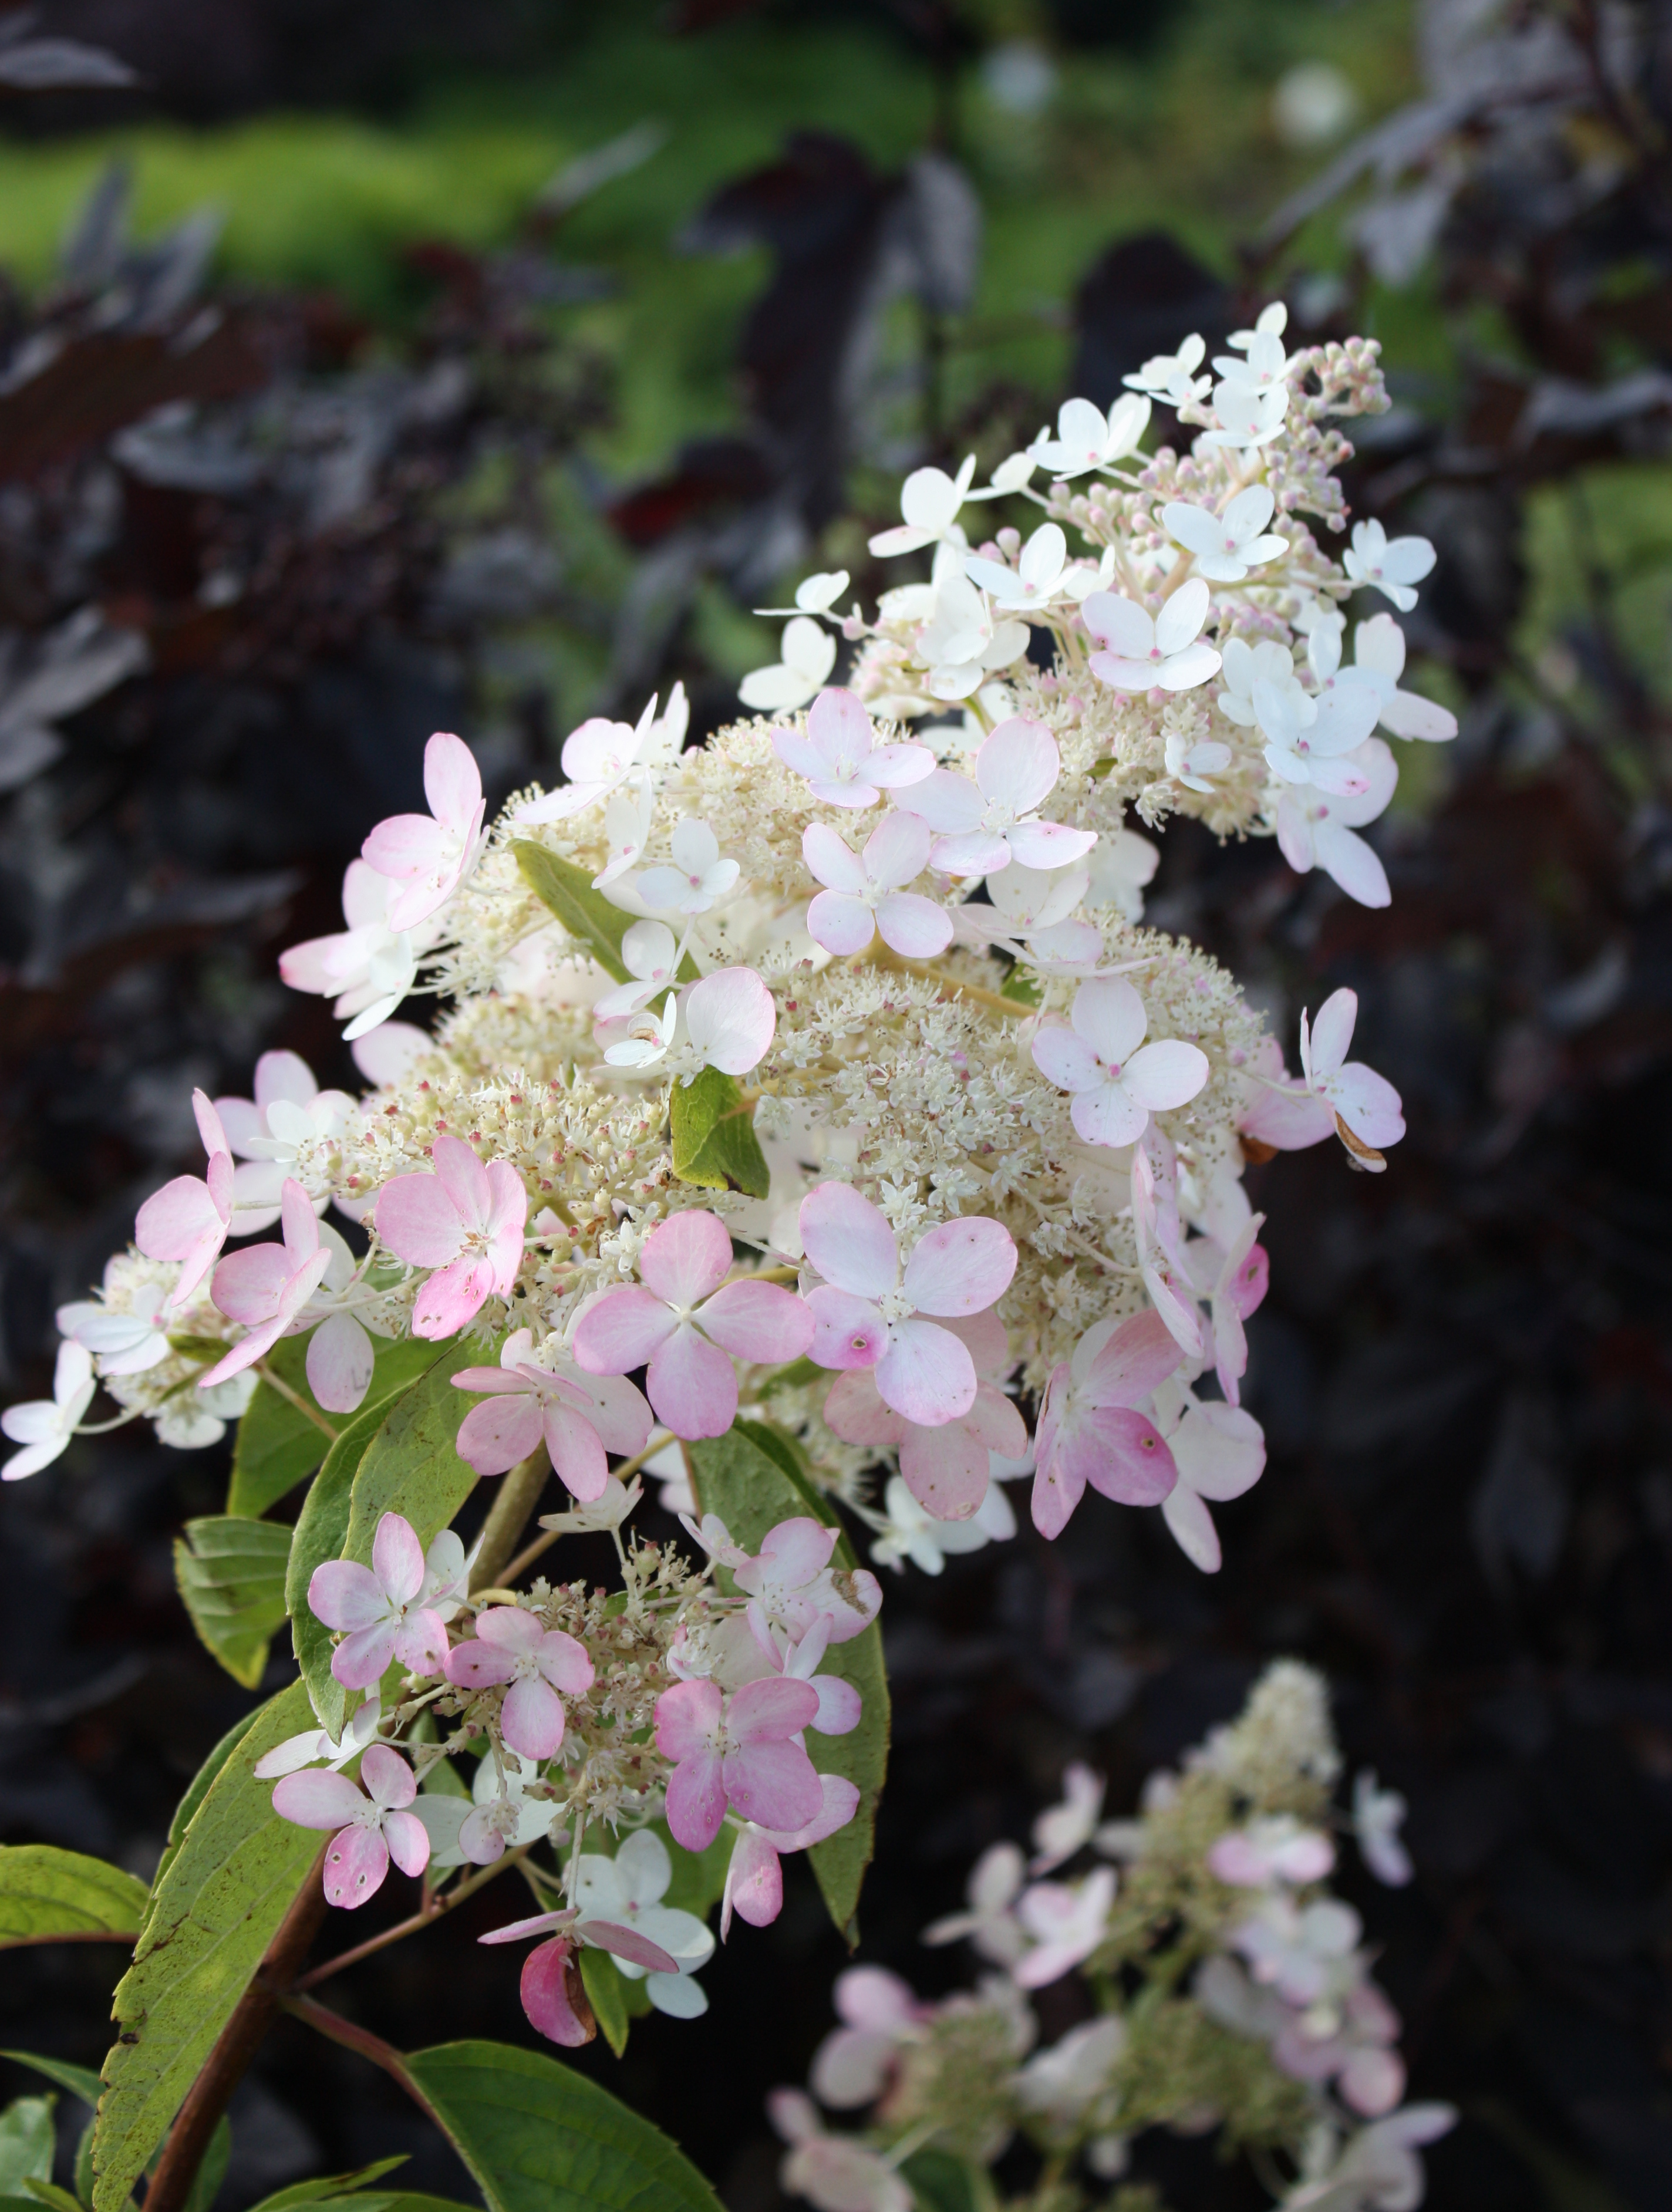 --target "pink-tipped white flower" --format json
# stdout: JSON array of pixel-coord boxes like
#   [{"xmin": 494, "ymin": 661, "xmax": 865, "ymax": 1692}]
[
  {"xmin": 1162, "ymin": 486, "xmax": 1287, "ymax": 583},
  {"xmin": 811, "ymin": 1968, "xmax": 926, "ymax": 2108},
  {"xmin": 1150, "ymin": 1377, "xmax": 1267, "ymax": 1574},
  {"xmin": 1276, "ymin": 739, "xmax": 1397, "ymax": 909},
  {"xmin": 654, "ymin": 1675, "xmax": 824, "ymax": 1851},
  {"xmin": 1343, "ymin": 519, "xmax": 1436, "ymax": 613},
  {"xmin": 803, "ymin": 813, "xmax": 952, "ymax": 961},
  {"xmin": 571, "ymin": 1210, "xmax": 813, "ymax": 1440},
  {"xmin": 574, "ymin": 1830, "xmax": 716, "ymax": 2018},
  {"xmin": 452, "ymin": 1328, "xmax": 650, "ymax": 1499},
  {"xmin": 740, "ymin": 617, "xmax": 838, "ymax": 714},
  {"xmin": 1255, "ymin": 670, "xmax": 1380, "ymax": 795},
  {"xmin": 768, "ymin": 2089, "xmax": 912, "ymax": 2212},
  {"xmin": 963, "ymin": 521, "xmax": 1070, "ymax": 611},
  {"xmin": 592, "ymin": 920, "xmax": 683, "ymax": 1021},
  {"xmin": 253, "ymin": 1697, "xmax": 382, "ymax": 1782},
  {"xmin": 271, "ymin": 1741, "xmax": 430, "ymax": 1910},
  {"xmin": 637, "ymin": 817, "xmax": 739, "ymax": 917},
  {"xmin": 1125, "ymin": 332, "xmax": 1209, "ymax": 406},
  {"xmin": 696, "ymin": 1514, "xmax": 882, "ymax": 1647},
  {"xmin": 1344, "ymin": 612, "xmax": 1457, "ymax": 741},
  {"xmin": 134, "ymin": 1090, "xmax": 234, "ymax": 1310},
  {"xmin": 214, "ymin": 1051, "xmax": 356, "ymax": 1232},
  {"xmin": 55, "ymin": 1285, "xmax": 170, "ymax": 1378},
  {"xmin": 1013, "ymin": 1866, "xmax": 1117, "ymax": 1988},
  {"xmin": 1300, "ymin": 990, "xmax": 1405, "ymax": 1161},
  {"xmin": 772, "ymin": 686, "xmax": 934, "ymax": 810},
  {"xmin": 1200, "ymin": 380, "xmax": 1290, "ymax": 450},
  {"xmin": 822, "ymin": 1309, "xmax": 1024, "ymax": 1522},
  {"xmin": 1027, "ymin": 393, "xmax": 1151, "ymax": 479},
  {"xmin": 799, "ymin": 1182, "xmax": 1018, "ymax": 1429},
  {"xmin": 360, "ymin": 733, "xmax": 486, "ymax": 933},
  {"xmin": 722, "ymin": 1773, "xmax": 862, "ymax": 1936},
  {"xmin": 1031, "ymin": 1310, "xmax": 1182, "ymax": 1539},
  {"xmin": 306, "ymin": 1509, "xmax": 453, "ymax": 1690},
  {"xmin": 1209, "ymin": 1816, "xmax": 1336, "ymax": 1888},
  {"xmin": 1031, "ymin": 977, "xmax": 1209, "ymax": 1149},
  {"xmin": 446, "ymin": 1606, "xmax": 594, "ymax": 1761},
  {"xmin": 2, "ymin": 1340, "xmax": 96, "ymax": 1481},
  {"xmin": 278, "ymin": 859, "xmax": 439, "ymax": 1044},
  {"xmin": 514, "ymin": 689, "xmax": 686, "ymax": 824},
  {"xmin": 374, "ymin": 1134, "xmax": 528, "ymax": 1338},
  {"xmin": 1084, "ymin": 578, "xmax": 1222, "ymax": 693},
  {"xmin": 868, "ymin": 454, "xmax": 977, "ymax": 557},
  {"xmin": 197, "ymin": 1178, "xmax": 335, "ymax": 1393},
  {"xmin": 908, "ymin": 717, "xmax": 1097, "ymax": 876}
]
